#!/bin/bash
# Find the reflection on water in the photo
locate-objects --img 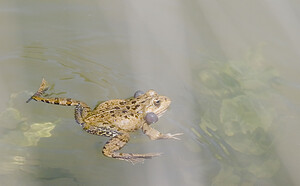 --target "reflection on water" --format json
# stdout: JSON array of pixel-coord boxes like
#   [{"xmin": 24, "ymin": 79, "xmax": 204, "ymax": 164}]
[{"xmin": 0, "ymin": 0, "xmax": 300, "ymax": 186}]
